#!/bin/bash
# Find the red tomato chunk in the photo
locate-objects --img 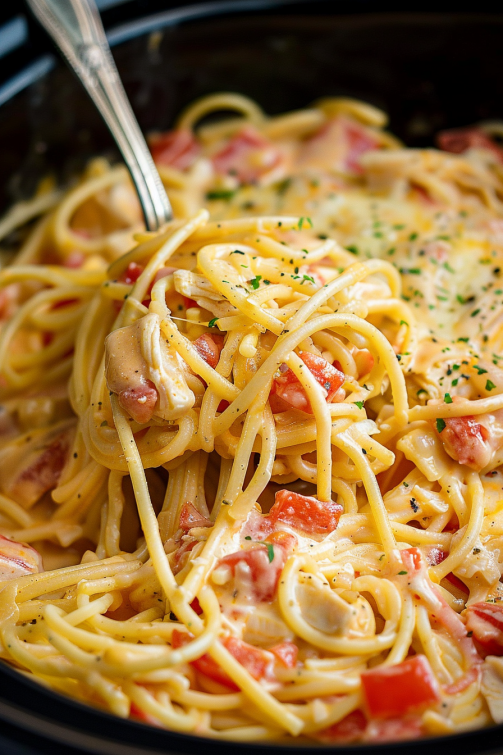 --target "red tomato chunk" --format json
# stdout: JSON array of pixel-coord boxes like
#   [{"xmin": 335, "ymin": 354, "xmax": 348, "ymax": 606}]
[
  {"xmin": 119, "ymin": 380, "xmax": 158, "ymax": 425},
  {"xmin": 436, "ymin": 415, "xmax": 489, "ymax": 471},
  {"xmin": 465, "ymin": 601, "xmax": 503, "ymax": 657},
  {"xmin": 269, "ymin": 490, "xmax": 343, "ymax": 536},
  {"xmin": 437, "ymin": 127, "xmax": 503, "ymax": 163},
  {"xmin": 118, "ymin": 262, "xmax": 144, "ymax": 285},
  {"xmin": 212, "ymin": 126, "xmax": 281, "ymax": 183},
  {"xmin": 150, "ymin": 129, "xmax": 200, "ymax": 170},
  {"xmin": 193, "ymin": 333, "xmax": 224, "ymax": 370},
  {"xmin": 217, "ymin": 541, "xmax": 288, "ymax": 602},
  {"xmin": 361, "ymin": 655, "xmax": 440, "ymax": 718},
  {"xmin": 178, "ymin": 502, "xmax": 212, "ymax": 531},
  {"xmin": 316, "ymin": 709, "xmax": 368, "ymax": 743},
  {"xmin": 271, "ymin": 351, "xmax": 345, "ymax": 414},
  {"xmin": 270, "ymin": 641, "xmax": 298, "ymax": 669},
  {"xmin": 171, "ymin": 630, "xmax": 270, "ymax": 690}
]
